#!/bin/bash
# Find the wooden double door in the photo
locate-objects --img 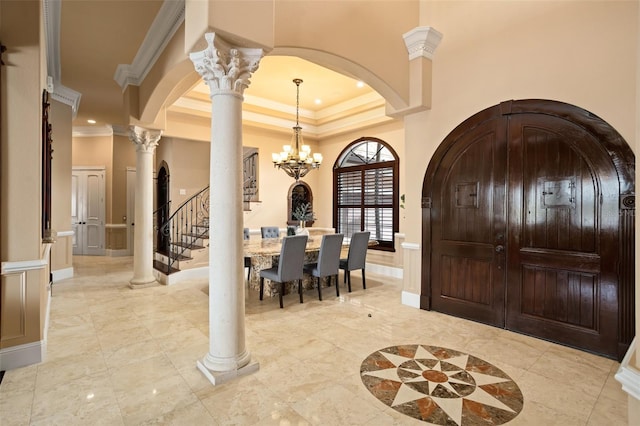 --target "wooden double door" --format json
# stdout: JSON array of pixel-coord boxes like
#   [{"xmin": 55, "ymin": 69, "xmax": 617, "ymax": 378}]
[{"xmin": 422, "ymin": 100, "xmax": 635, "ymax": 359}]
